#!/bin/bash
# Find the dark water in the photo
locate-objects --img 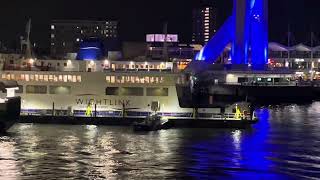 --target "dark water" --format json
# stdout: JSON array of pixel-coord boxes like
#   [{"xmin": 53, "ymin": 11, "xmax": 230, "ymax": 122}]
[{"xmin": 2, "ymin": 103, "xmax": 320, "ymax": 179}]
